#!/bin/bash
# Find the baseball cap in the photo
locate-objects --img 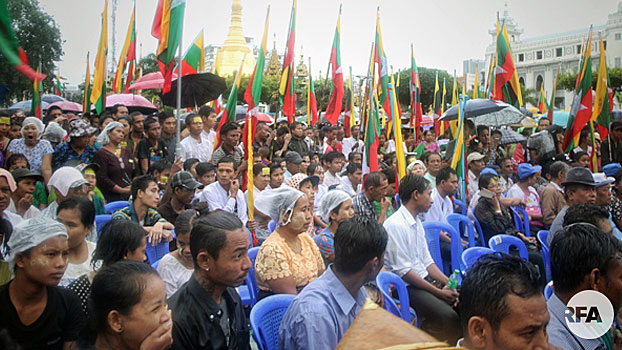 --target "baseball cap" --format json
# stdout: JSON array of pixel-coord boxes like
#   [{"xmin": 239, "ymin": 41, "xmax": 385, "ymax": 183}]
[
  {"xmin": 561, "ymin": 167, "xmax": 596, "ymax": 187},
  {"xmin": 603, "ymin": 163, "xmax": 621, "ymax": 177},
  {"xmin": 170, "ymin": 171, "xmax": 204, "ymax": 191},
  {"xmin": 592, "ymin": 173, "xmax": 615, "ymax": 188},
  {"xmin": 69, "ymin": 119, "xmax": 97, "ymax": 138},
  {"xmin": 517, "ymin": 163, "xmax": 542, "ymax": 180},
  {"xmin": 285, "ymin": 151, "xmax": 303, "ymax": 164},
  {"xmin": 480, "ymin": 167, "xmax": 499, "ymax": 176},
  {"xmin": 11, "ymin": 168, "xmax": 44, "ymax": 183},
  {"xmin": 467, "ymin": 152, "xmax": 485, "ymax": 164}
]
